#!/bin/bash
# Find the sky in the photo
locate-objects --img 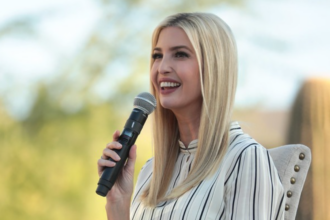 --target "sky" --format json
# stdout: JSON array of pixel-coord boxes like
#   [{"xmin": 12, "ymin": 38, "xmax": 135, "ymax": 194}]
[
  {"xmin": 215, "ymin": 0, "xmax": 330, "ymax": 108},
  {"xmin": 0, "ymin": 0, "xmax": 329, "ymax": 120}
]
